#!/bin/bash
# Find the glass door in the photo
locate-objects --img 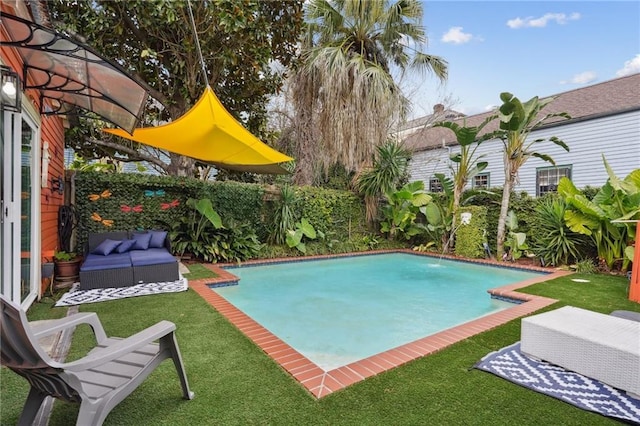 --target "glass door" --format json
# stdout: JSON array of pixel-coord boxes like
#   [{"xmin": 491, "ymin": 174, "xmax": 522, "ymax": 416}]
[
  {"xmin": 20, "ymin": 117, "xmax": 36, "ymax": 304},
  {"xmin": 1, "ymin": 109, "xmax": 39, "ymax": 307}
]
